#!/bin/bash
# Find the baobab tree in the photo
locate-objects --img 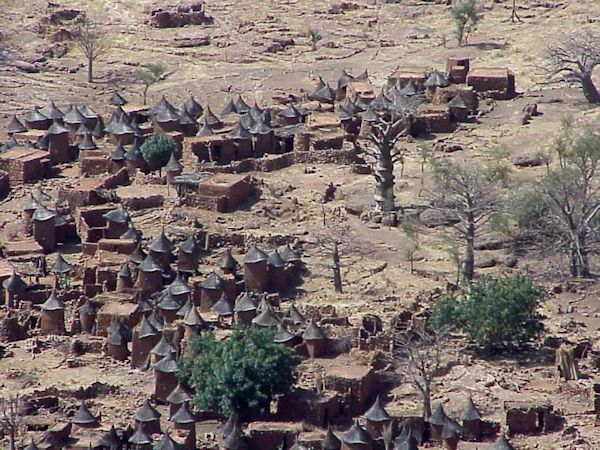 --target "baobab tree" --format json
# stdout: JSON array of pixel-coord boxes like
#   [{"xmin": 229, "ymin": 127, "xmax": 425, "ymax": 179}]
[
  {"xmin": 73, "ymin": 16, "xmax": 107, "ymax": 83},
  {"xmin": 393, "ymin": 328, "xmax": 450, "ymax": 420},
  {"xmin": 542, "ymin": 30, "xmax": 600, "ymax": 104},
  {"xmin": 515, "ymin": 121, "xmax": 600, "ymax": 277},
  {"xmin": 352, "ymin": 92, "xmax": 423, "ymax": 217},
  {"xmin": 315, "ymin": 222, "xmax": 355, "ymax": 293},
  {"xmin": 427, "ymin": 159, "xmax": 506, "ymax": 282}
]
